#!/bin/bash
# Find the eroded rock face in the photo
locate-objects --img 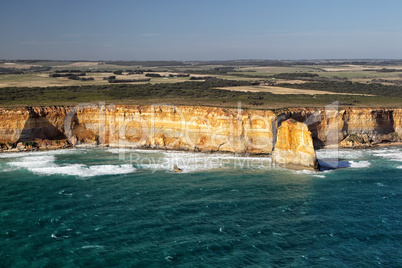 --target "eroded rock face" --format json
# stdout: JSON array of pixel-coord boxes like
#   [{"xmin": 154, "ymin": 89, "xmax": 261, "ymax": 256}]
[
  {"xmin": 1, "ymin": 105, "xmax": 402, "ymax": 162},
  {"xmin": 69, "ymin": 105, "xmax": 276, "ymax": 154},
  {"xmin": 272, "ymin": 119, "xmax": 319, "ymax": 171},
  {"xmin": 277, "ymin": 108, "xmax": 402, "ymax": 147},
  {"xmin": 0, "ymin": 107, "xmax": 68, "ymax": 143}
]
